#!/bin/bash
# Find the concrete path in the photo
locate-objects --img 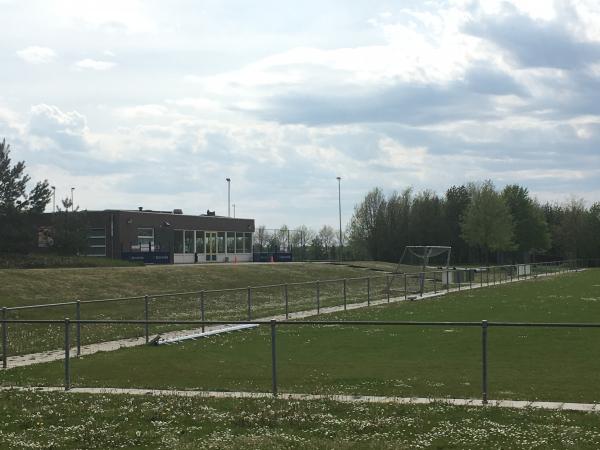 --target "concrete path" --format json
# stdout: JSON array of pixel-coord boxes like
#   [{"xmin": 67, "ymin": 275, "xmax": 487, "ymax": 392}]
[
  {"xmin": 0, "ymin": 386, "xmax": 597, "ymax": 413},
  {"xmin": 2, "ymin": 269, "xmax": 577, "ymax": 369}
]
